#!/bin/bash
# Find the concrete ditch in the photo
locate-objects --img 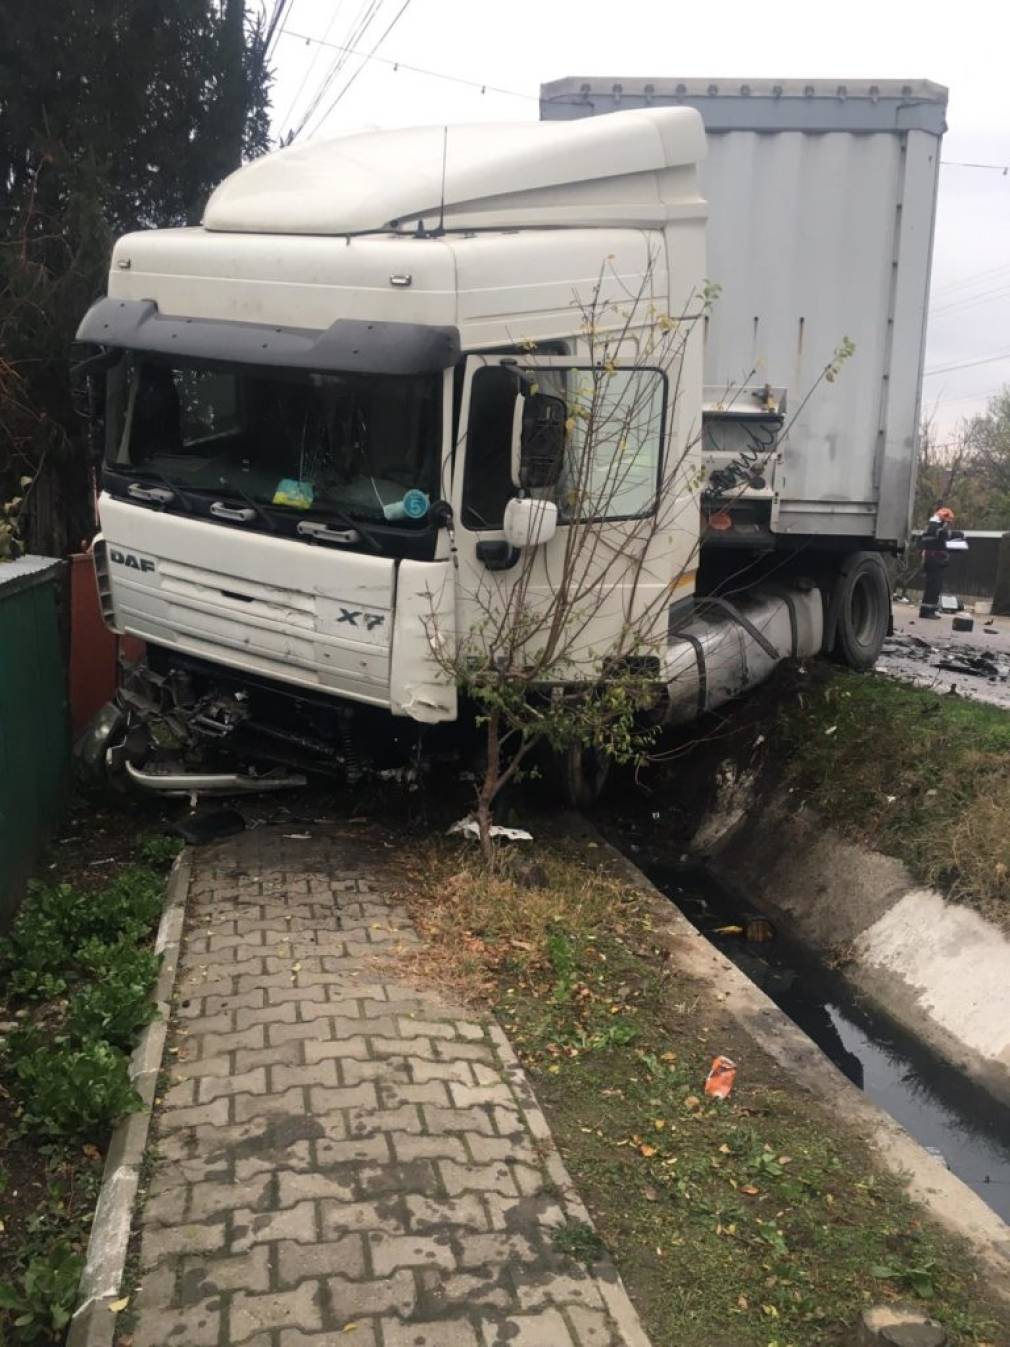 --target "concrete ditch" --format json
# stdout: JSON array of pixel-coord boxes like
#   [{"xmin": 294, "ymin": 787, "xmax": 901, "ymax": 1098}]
[{"xmin": 690, "ymin": 761, "xmax": 1010, "ymax": 1111}]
